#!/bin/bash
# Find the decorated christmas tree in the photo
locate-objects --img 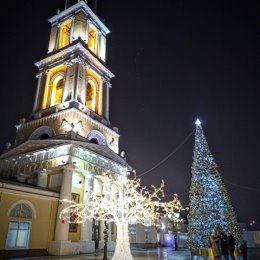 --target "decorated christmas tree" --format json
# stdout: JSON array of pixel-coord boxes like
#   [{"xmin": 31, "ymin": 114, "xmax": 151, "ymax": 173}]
[{"xmin": 188, "ymin": 119, "xmax": 242, "ymax": 250}]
